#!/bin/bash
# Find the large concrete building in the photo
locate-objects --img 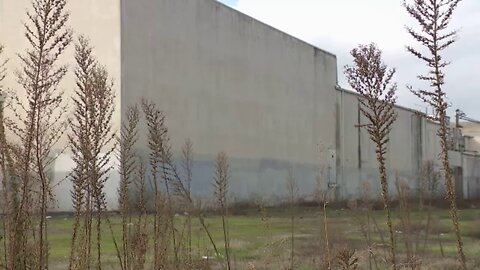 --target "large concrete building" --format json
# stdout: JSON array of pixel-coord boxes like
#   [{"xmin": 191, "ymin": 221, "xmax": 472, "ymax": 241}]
[
  {"xmin": 2, "ymin": 0, "xmax": 480, "ymax": 210},
  {"xmin": 121, "ymin": 0, "xmax": 480, "ymax": 201}
]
